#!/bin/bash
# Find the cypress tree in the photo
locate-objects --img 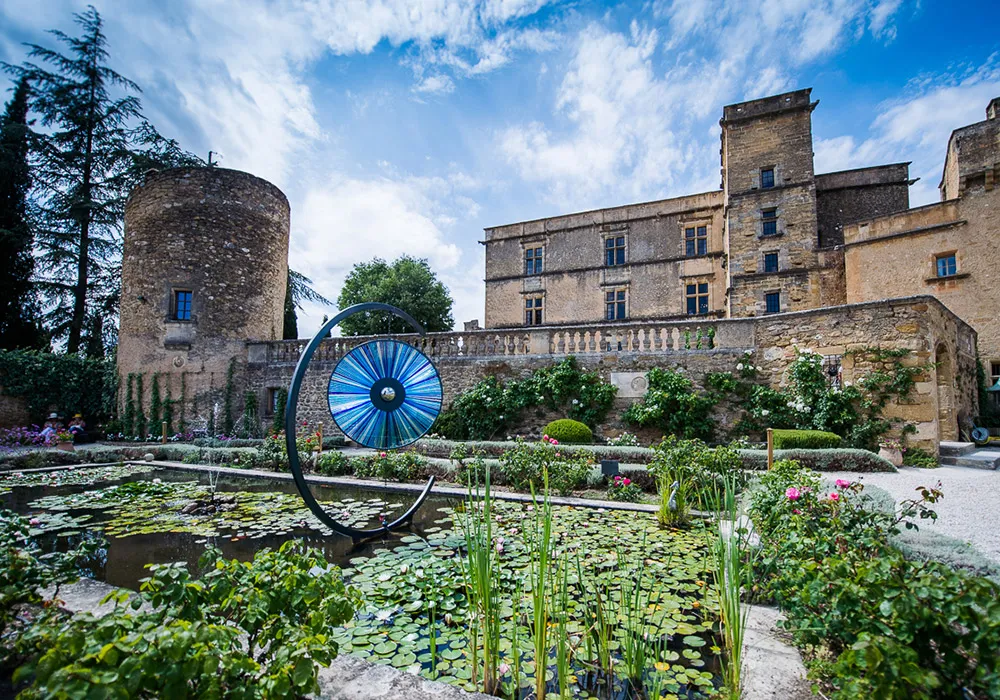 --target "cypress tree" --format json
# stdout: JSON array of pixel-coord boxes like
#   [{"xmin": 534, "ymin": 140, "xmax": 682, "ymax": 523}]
[
  {"xmin": 0, "ymin": 77, "xmax": 44, "ymax": 350},
  {"xmin": 2, "ymin": 7, "xmax": 200, "ymax": 354}
]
